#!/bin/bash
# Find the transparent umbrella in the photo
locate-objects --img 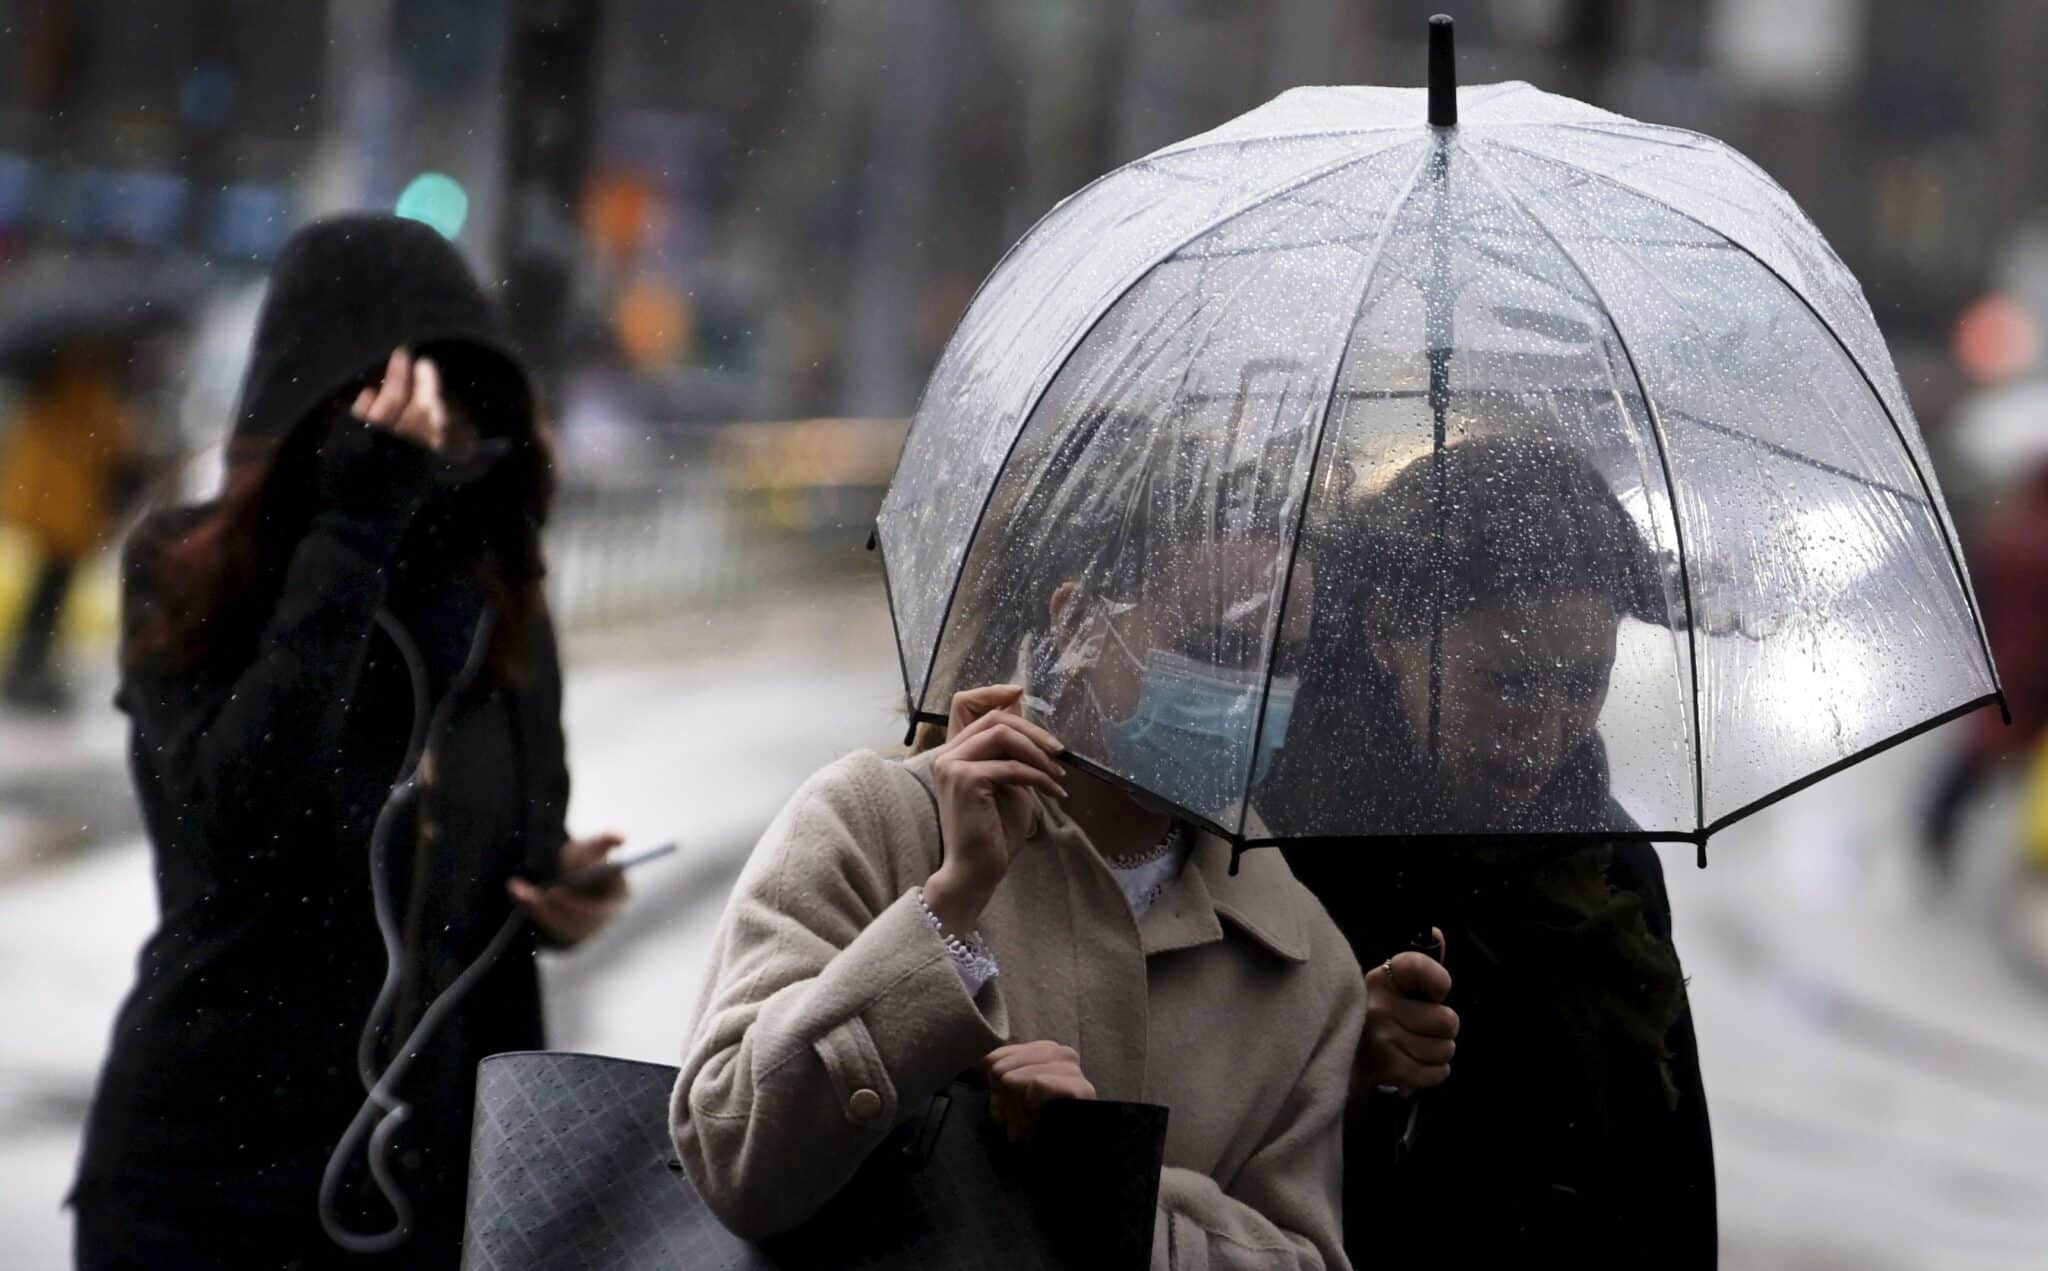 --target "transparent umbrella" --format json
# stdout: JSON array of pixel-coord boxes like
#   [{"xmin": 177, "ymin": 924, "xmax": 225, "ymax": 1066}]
[{"xmin": 875, "ymin": 19, "xmax": 2002, "ymax": 857}]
